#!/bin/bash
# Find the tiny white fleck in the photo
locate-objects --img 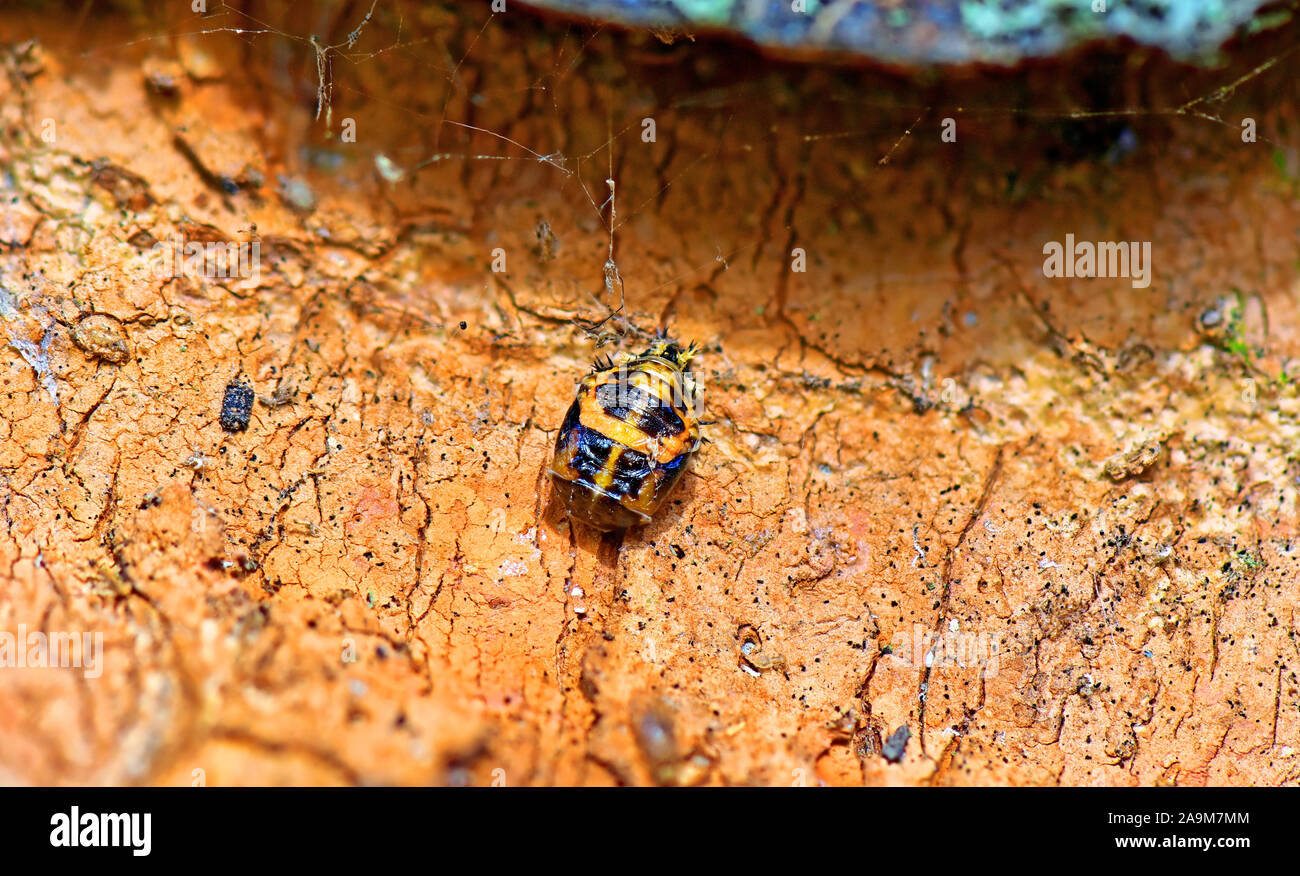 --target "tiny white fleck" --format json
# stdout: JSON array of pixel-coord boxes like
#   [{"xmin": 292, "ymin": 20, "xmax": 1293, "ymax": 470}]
[{"xmin": 498, "ymin": 559, "xmax": 528, "ymax": 576}]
